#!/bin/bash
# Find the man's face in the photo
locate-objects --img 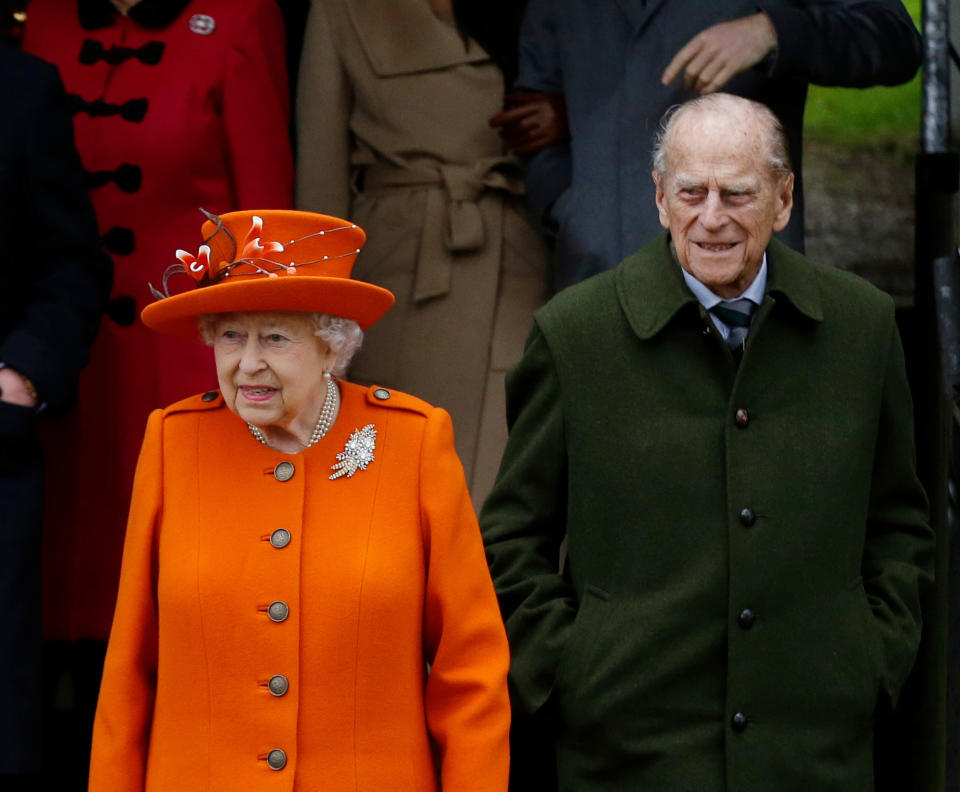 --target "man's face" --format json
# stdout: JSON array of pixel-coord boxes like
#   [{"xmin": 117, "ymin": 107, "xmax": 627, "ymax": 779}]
[{"xmin": 653, "ymin": 111, "xmax": 793, "ymax": 298}]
